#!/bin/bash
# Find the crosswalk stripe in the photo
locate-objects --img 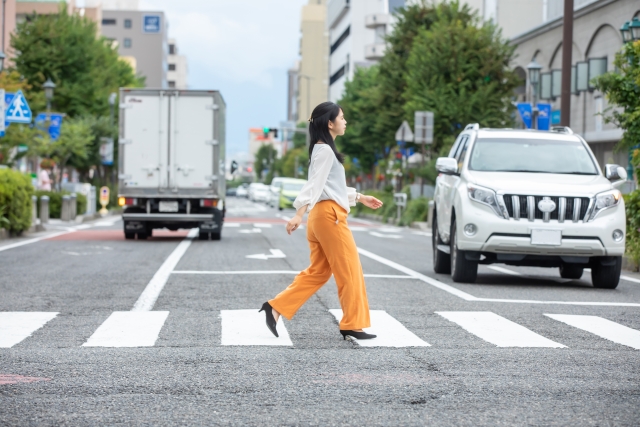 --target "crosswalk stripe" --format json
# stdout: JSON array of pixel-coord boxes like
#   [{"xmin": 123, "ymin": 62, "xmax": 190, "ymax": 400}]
[
  {"xmin": 329, "ymin": 309, "xmax": 430, "ymax": 347},
  {"xmin": 82, "ymin": 311, "xmax": 169, "ymax": 347},
  {"xmin": 545, "ymin": 314, "xmax": 640, "ymax": 350},
  {"xmin": 220, "ymin": 310, "xmax": 292, "ymax": 346},
  {"xmin": 0, "ymin": 312, "xmax": 58, "ymax": 348},
  {"xmin": 436, "ymin": 311, "xmax": 566, "ymax": 348}
]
